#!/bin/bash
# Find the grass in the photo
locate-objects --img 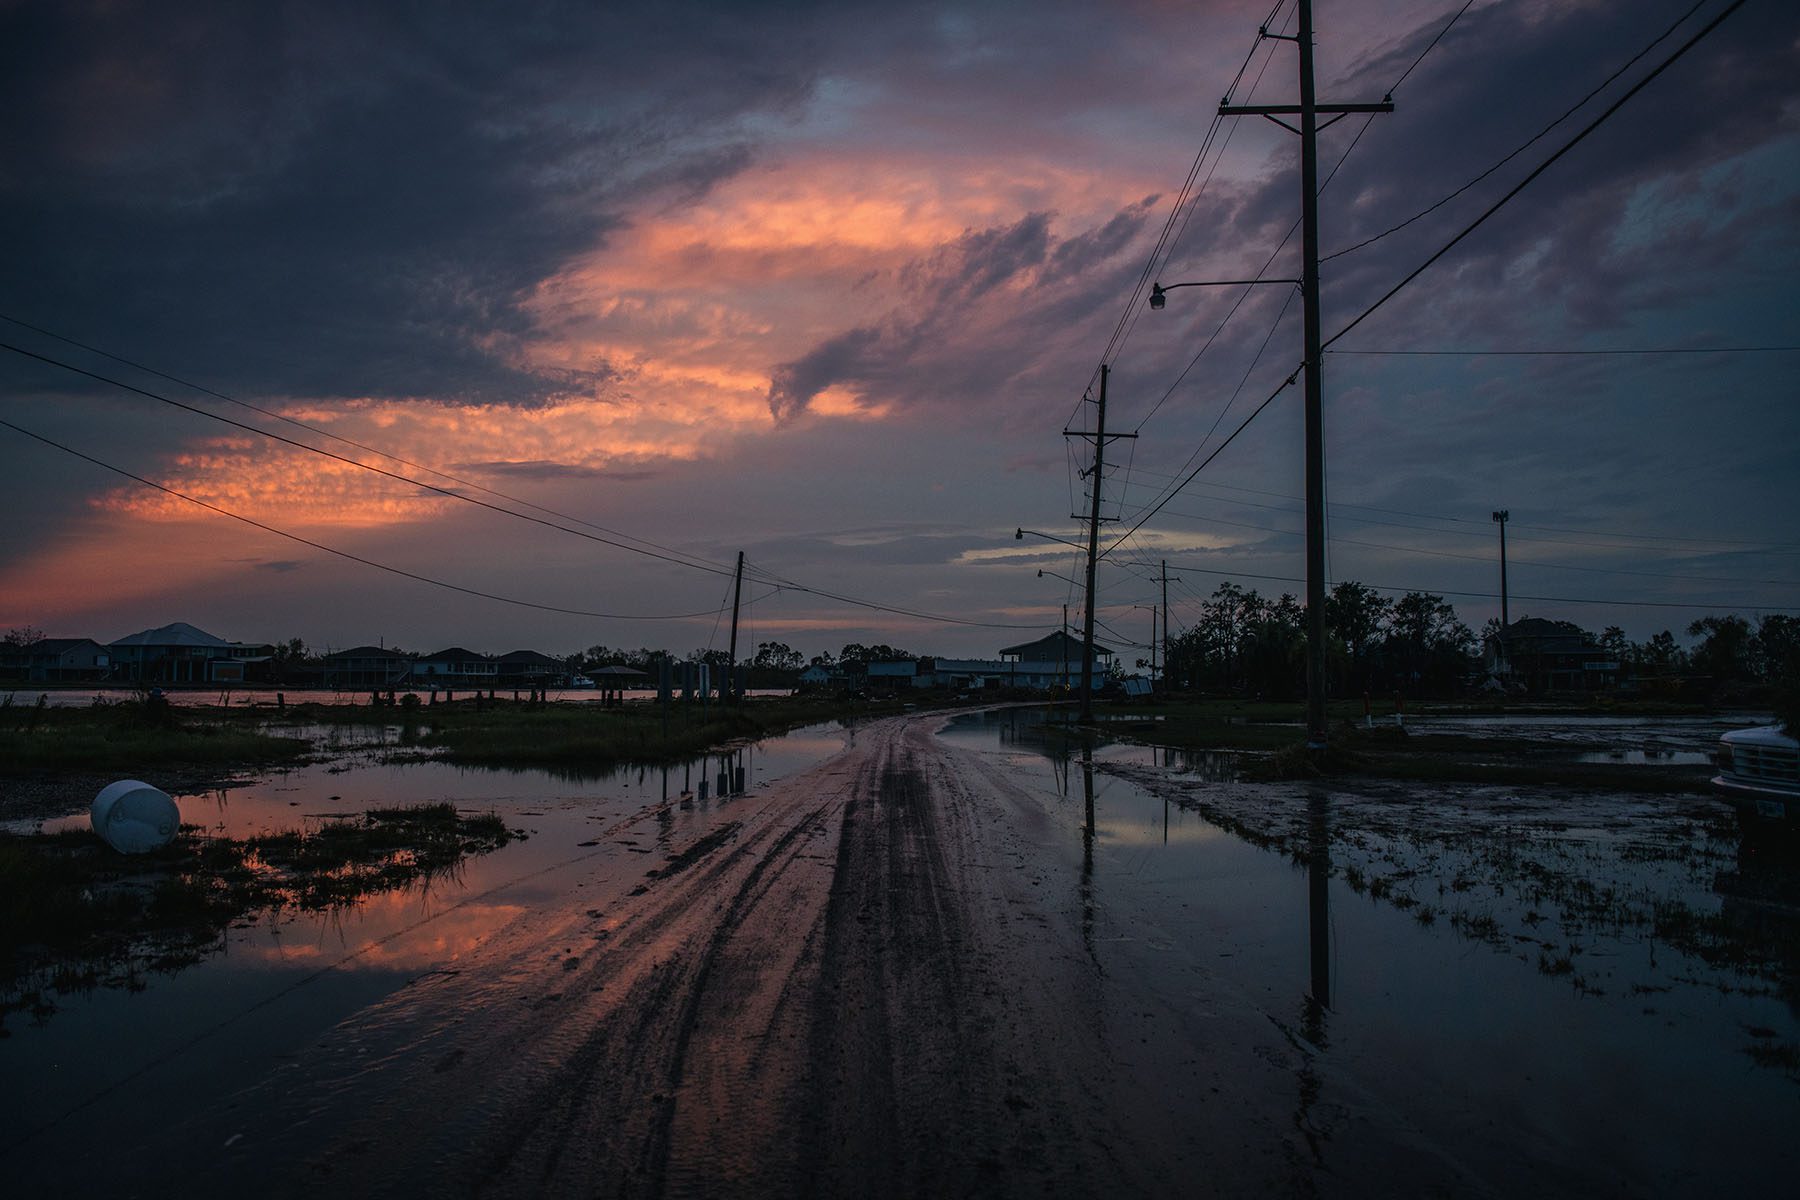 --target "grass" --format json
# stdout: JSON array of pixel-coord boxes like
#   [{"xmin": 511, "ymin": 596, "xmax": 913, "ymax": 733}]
[
  {"xmin": 0, "ymin": 699, "xmax": 310, "ymax": 772},
  {"xmin": 1098, "ymin": 701, "xmax": 1713, "ymax": 793},
  {"xmin": 410, "ymin": 696, "xmax": 857, "ymax": 769},
  {"xmin": 0, "ymin": 803, "xmax": 516, "ymax": 1028}
]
